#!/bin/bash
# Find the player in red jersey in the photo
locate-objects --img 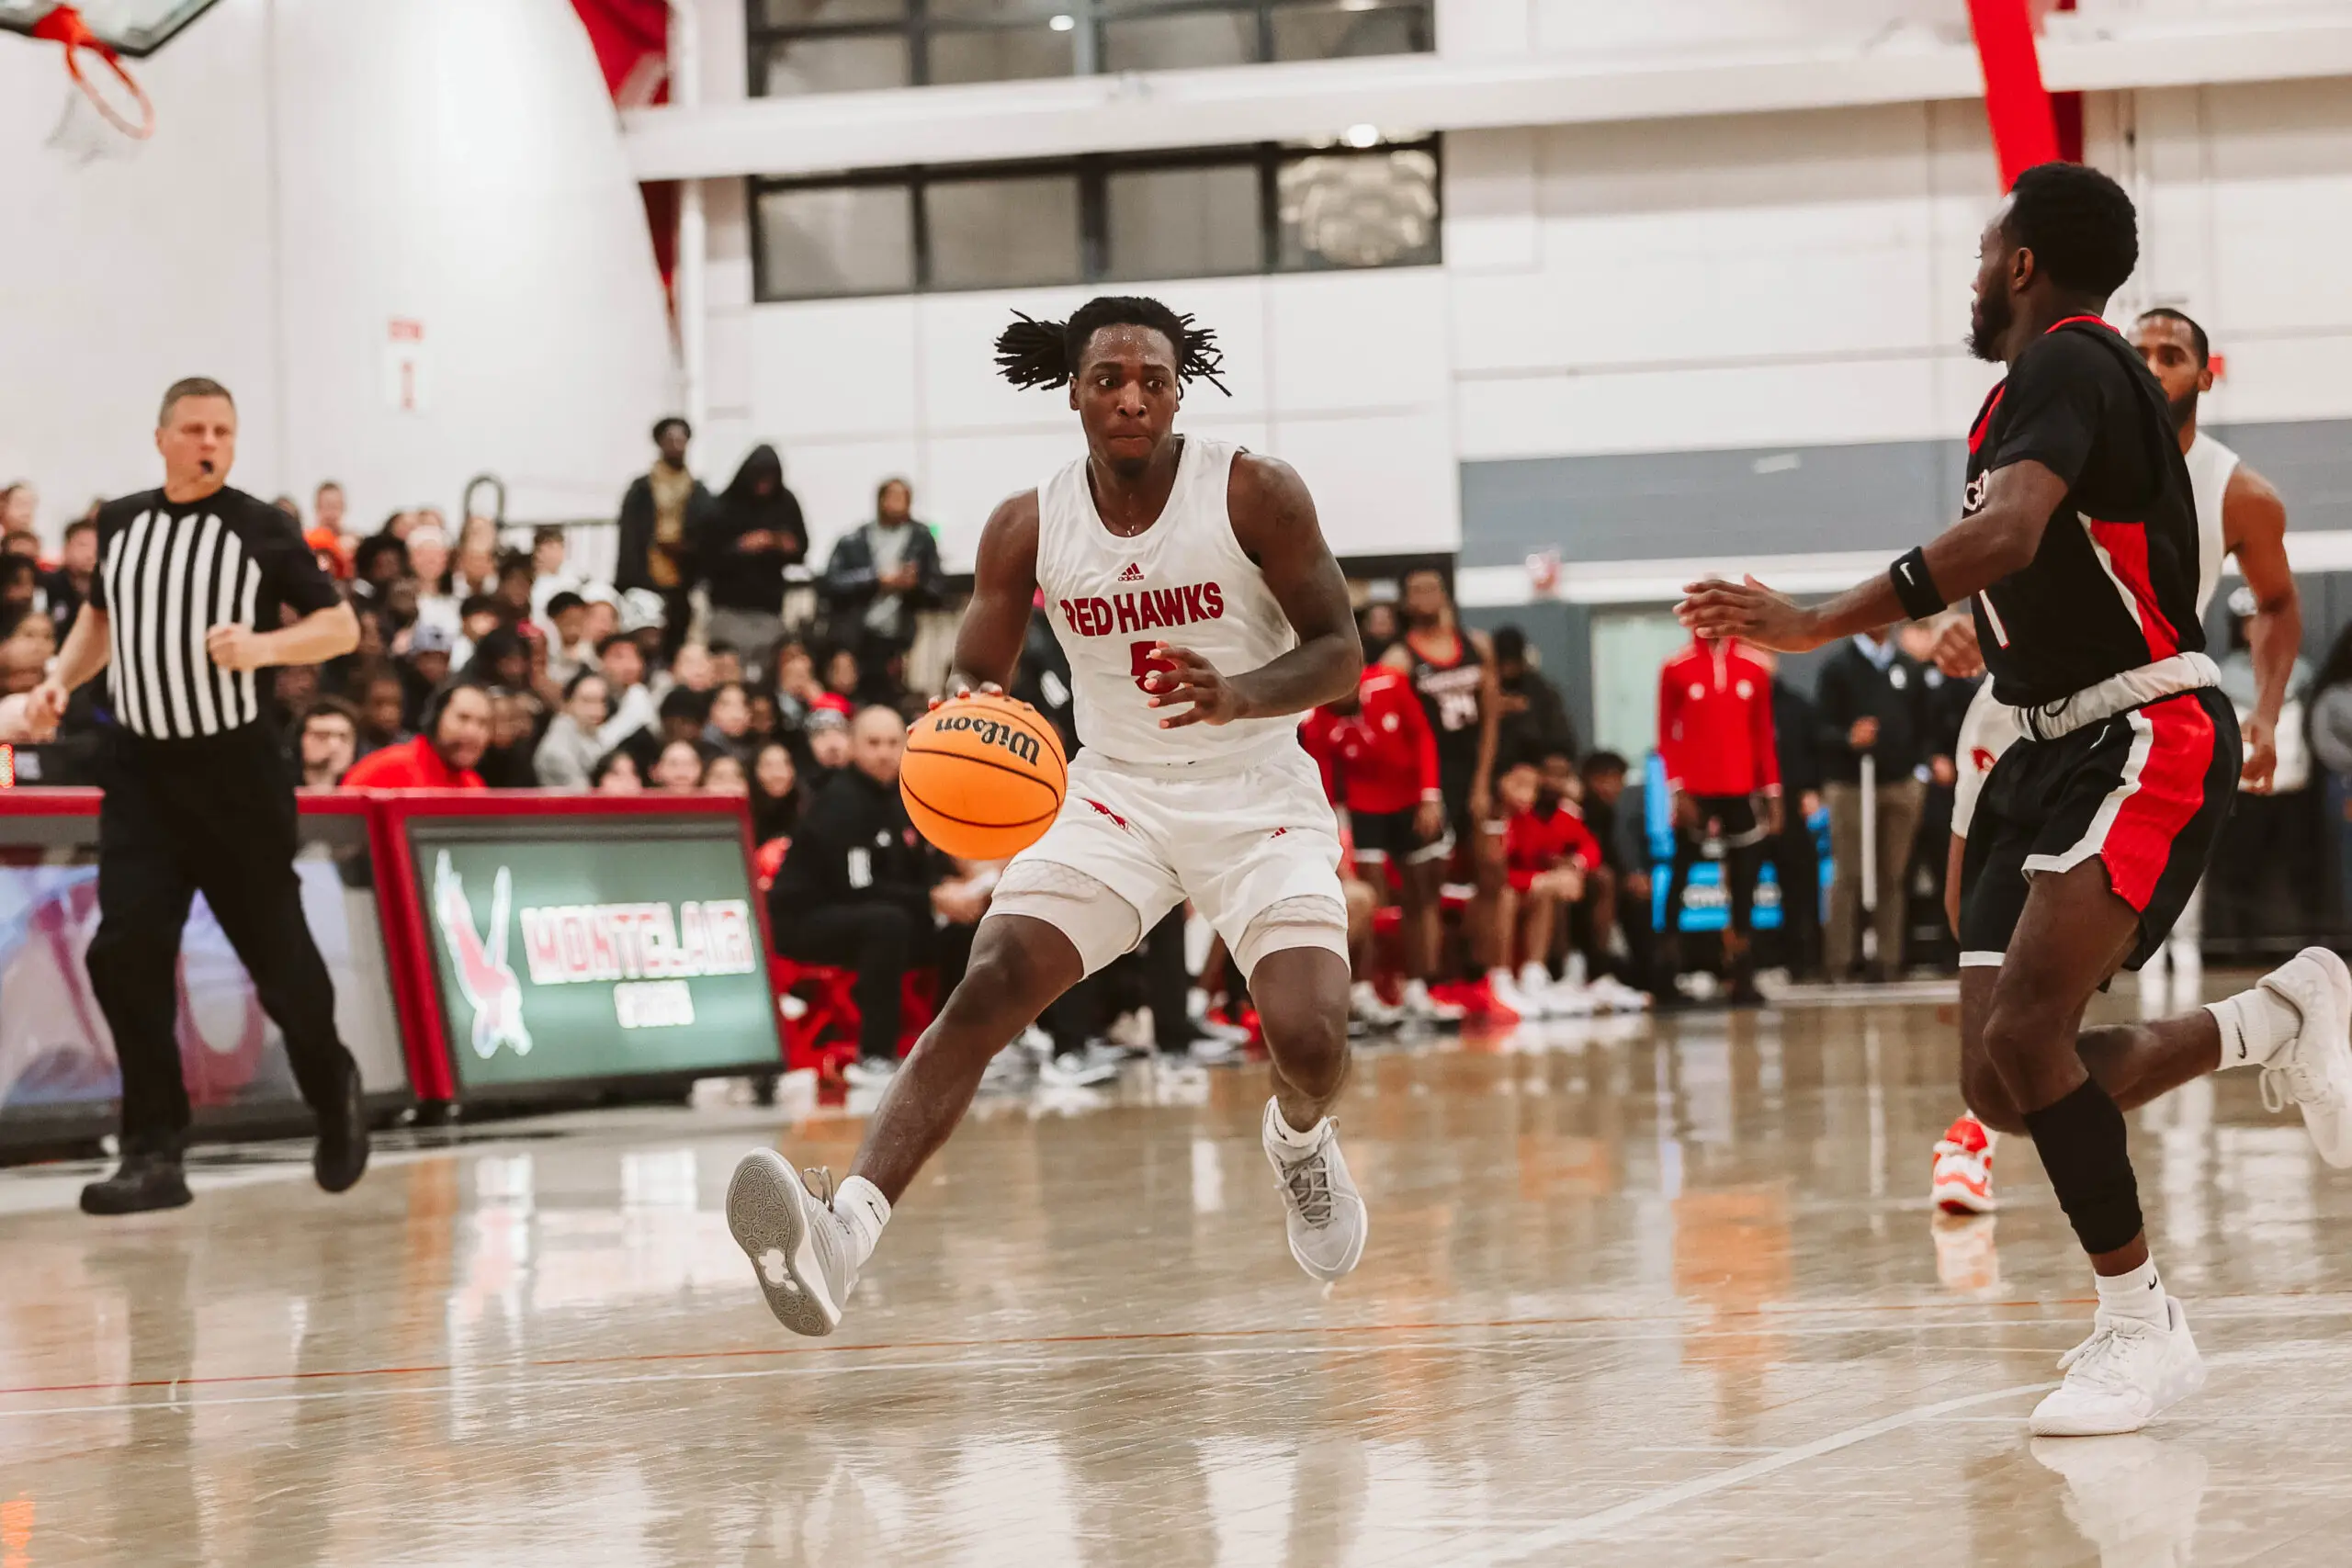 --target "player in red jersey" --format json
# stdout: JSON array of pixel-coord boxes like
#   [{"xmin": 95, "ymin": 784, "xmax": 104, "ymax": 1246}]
[
  {"xmin": 1301, "ymin": 662, "xmax": 1464, "ymax": 1025},
  {"xmin": 1491, "ymin": 759, "xmax": 1601, "ymax": 1016},
  {"xmin": 1656, "ymin": 634, "xmax": 1781, "ymax": 1005}
]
